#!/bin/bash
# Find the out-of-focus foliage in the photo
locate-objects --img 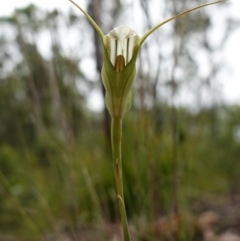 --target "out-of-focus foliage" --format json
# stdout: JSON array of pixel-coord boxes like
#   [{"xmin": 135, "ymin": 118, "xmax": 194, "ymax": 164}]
[{"xmin": 0, "ymin": 1, "xmax": 239, "ymax": 240}]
